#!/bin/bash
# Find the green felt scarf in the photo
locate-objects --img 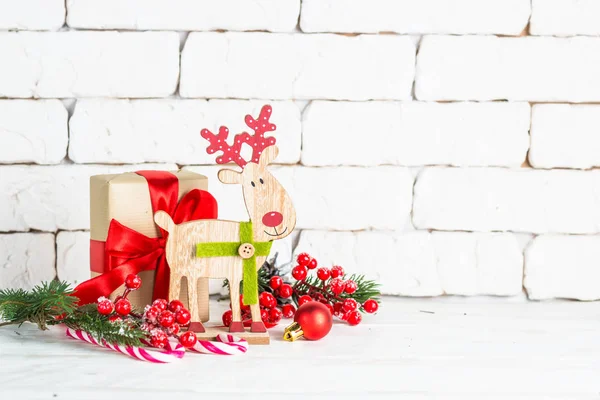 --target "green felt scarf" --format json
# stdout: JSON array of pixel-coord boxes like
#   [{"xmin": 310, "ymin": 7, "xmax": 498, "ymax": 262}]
[{"xmin": 195, "ymin": 221, "xmax": 272, "ymax": 305}]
